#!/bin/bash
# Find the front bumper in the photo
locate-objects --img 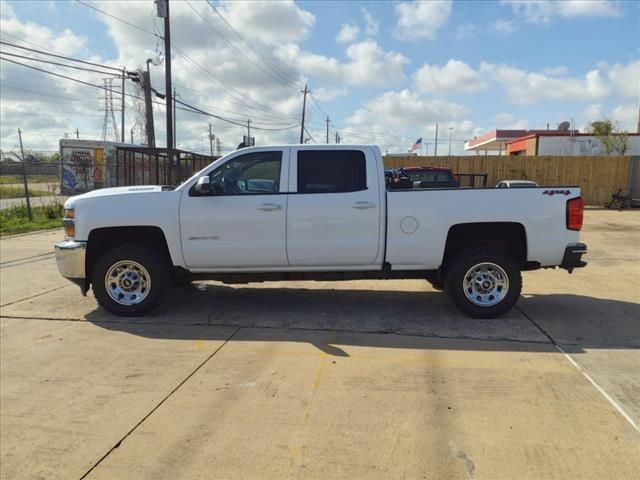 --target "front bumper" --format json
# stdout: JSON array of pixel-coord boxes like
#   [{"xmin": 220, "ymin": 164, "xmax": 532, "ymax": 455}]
[
  {"xmin": 560, "ymin": 243, "xmax": 588, "ymax": 273},
  {"xmin": 55, "ymin": 240, "xmax": 87, "ymax": 295}
]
